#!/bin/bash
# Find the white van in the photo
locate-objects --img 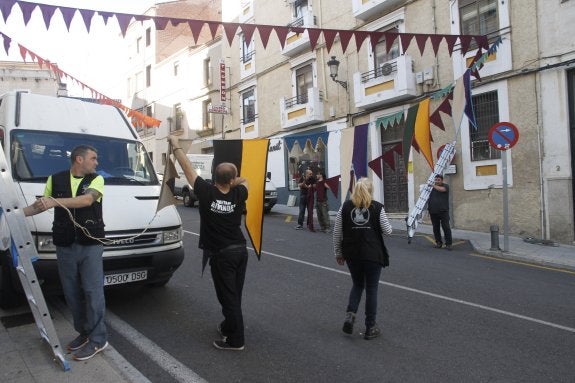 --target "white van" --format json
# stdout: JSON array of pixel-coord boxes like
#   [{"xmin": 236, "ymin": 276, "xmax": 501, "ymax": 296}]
[
  {"xmin": 174, "ymin": 154, "xmax": 278, "ymax": 212},
  {"xmin": 0, "ymin": 92, "xmax": 184, "ymax": 303}
]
